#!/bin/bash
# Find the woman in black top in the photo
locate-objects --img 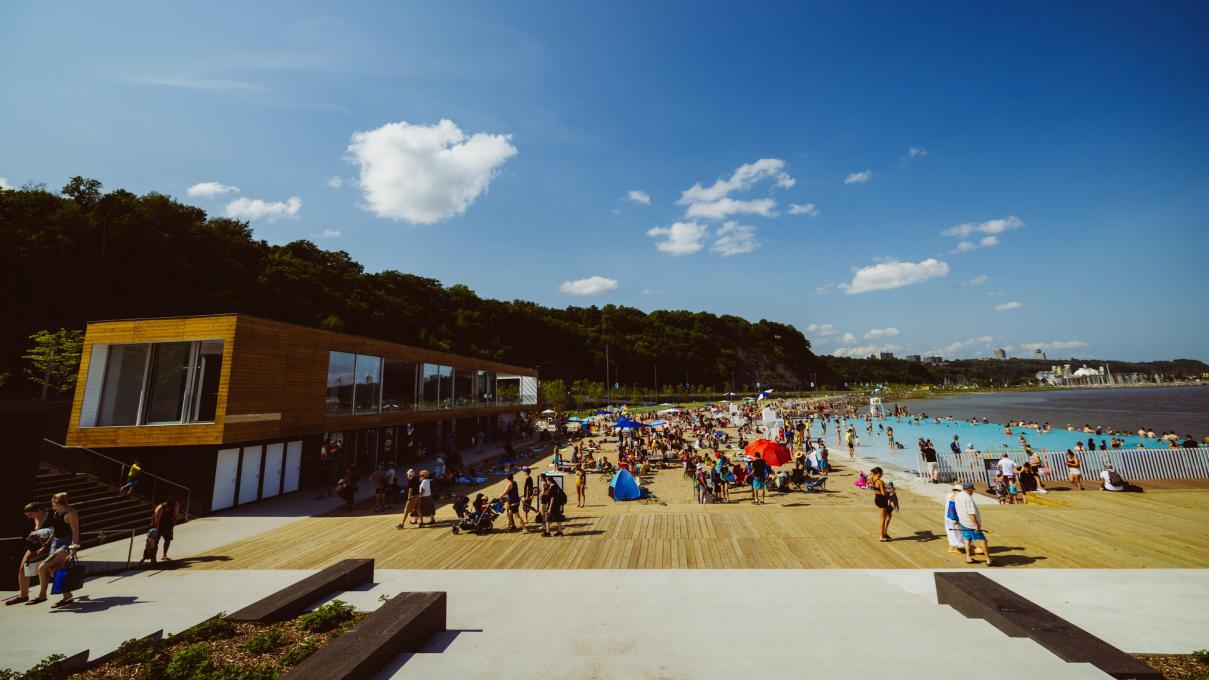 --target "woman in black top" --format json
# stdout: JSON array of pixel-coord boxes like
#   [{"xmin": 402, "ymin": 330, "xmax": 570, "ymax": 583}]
[
  {"xmin": 31, "ymin": 492, "xmax": 80, "ymax": 607},
  {"xmin": 5, "ymin": 503, "xmax": 50, "ymax": 605}
]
